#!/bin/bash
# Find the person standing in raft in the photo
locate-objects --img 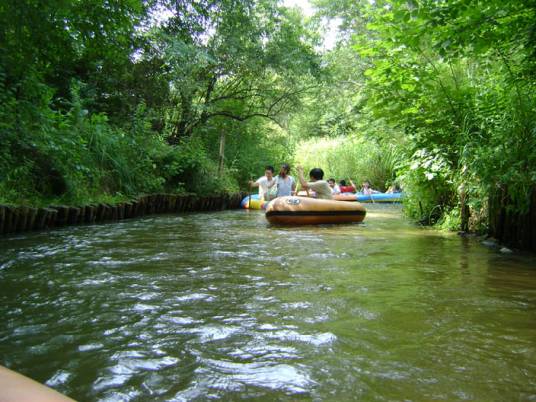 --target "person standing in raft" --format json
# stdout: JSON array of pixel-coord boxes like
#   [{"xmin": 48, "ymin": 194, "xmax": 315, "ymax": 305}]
[
  {"xmin": 386, "ymin": 182, "xmax": 402, "ymax": 193},
  {"xmin": 296, "ymin": 166, "xmax": 333, "ymax": 200},
  {"xmin": 275, "ymin": 163, "xmax": 296, "ymax": 197},
  {"xmin": 249, "ymin": 166, "xmax": 276, "ymax": 201}
]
